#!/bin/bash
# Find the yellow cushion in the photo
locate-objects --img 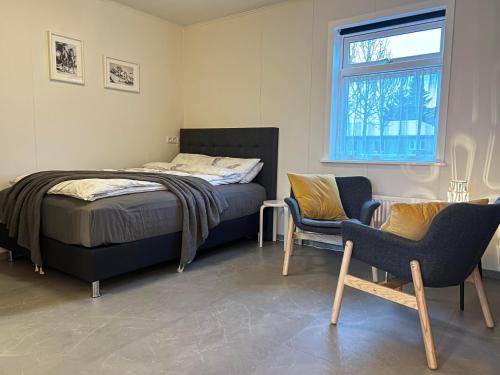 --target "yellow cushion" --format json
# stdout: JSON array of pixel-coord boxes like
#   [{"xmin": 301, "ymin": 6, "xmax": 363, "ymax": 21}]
[
  {"xmin": 381, "ymin": 199, "xmax": 489, "ymax": 240},
  {"xmin": 287, "ymin": 173, "xmax": 348, "ymax": 220}
]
